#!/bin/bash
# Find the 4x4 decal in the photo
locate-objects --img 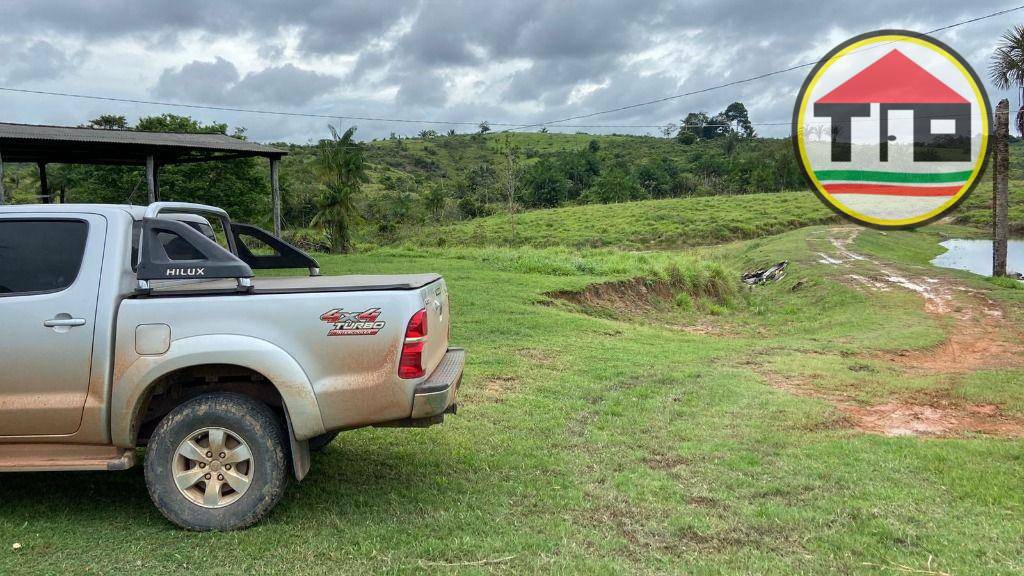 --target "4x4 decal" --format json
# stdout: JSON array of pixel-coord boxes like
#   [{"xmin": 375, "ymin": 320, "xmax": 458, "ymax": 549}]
[{"xmin": 320, "ymin": 308, "xmax": 386, "ymax": 336}]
